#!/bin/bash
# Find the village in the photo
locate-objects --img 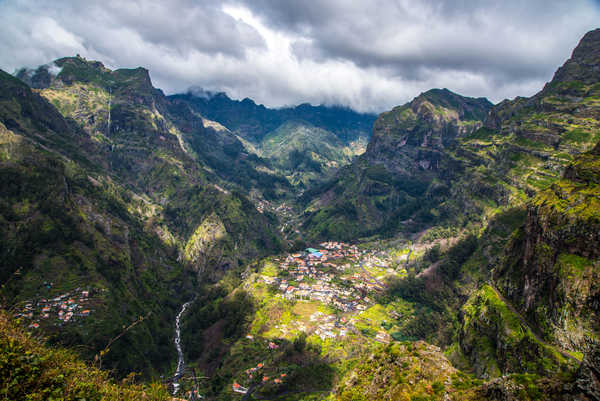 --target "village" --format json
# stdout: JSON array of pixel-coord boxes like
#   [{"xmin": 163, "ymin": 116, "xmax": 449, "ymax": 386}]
[
  {"xmin": 228, "ymin": 242, "xmax": 409, "ymax": 396},
  {"xmin": 13, "ymin": 285, "xmax": 98, "ymax": 329},
  {"xmin": 259, "ymin": 241, "xmax": 407, "ymax": 313},
  {"xmin": 253, "ymin": 241, "xmax": 410, "ymax": 342}
]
